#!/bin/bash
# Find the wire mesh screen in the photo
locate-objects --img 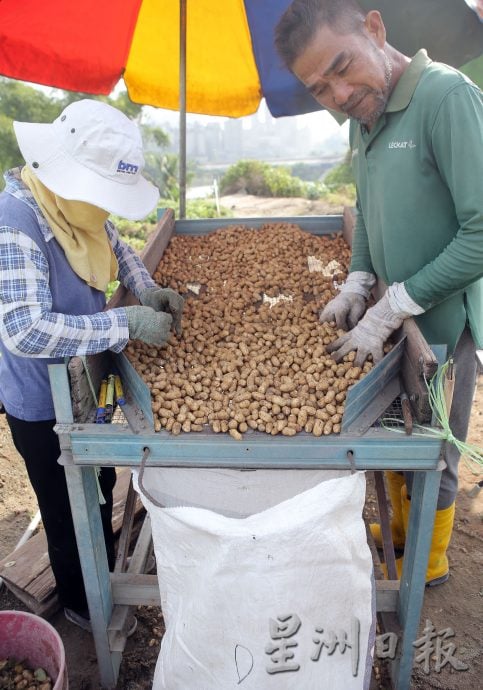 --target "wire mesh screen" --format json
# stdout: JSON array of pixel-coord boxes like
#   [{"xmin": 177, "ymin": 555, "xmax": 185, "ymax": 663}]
[{"xmin": 374, "ymin": 396, "xmax": 404, "ymax": 429}]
